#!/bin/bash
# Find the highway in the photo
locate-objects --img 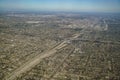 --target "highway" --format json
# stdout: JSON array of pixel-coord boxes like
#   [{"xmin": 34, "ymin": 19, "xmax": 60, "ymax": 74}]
[{"xmin": 5, "ymin": 33, "xmax": 80, "ymax": 80}]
